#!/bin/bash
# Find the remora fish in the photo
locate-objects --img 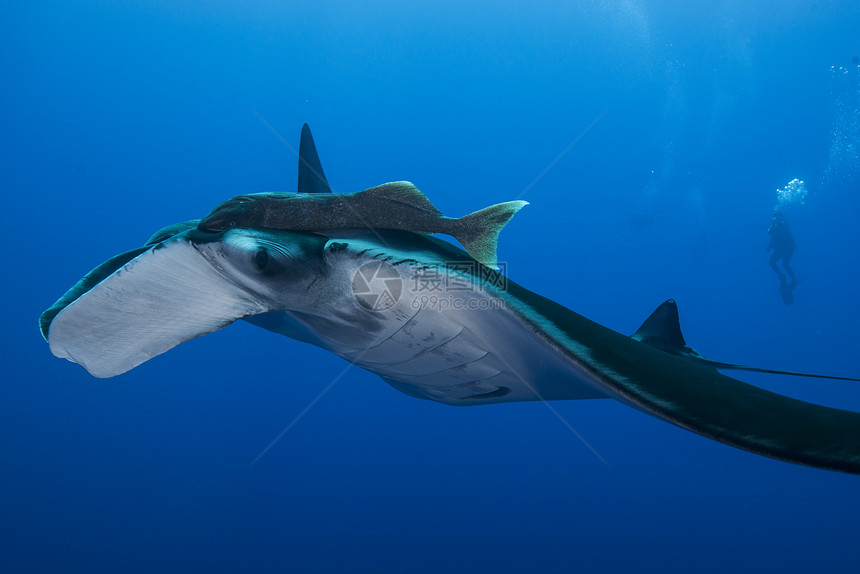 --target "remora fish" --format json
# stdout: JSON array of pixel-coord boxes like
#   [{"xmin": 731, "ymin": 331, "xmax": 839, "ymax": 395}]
[
  {"xmin": 198, "ymin": 125, "xmax": 526, "ymax": 270},
  {"xmin": 40, "ymin": 224, "xmax": 860, "ymax": 474}
]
